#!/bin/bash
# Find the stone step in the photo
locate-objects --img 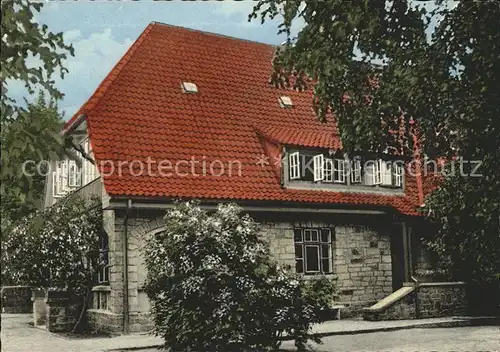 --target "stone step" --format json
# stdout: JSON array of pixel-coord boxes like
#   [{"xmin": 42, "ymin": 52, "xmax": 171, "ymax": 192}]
[{"xmin": 362, "ymin": 285, "xmax": 416, "ymax": 321}]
